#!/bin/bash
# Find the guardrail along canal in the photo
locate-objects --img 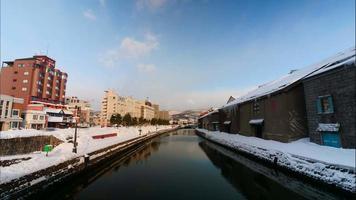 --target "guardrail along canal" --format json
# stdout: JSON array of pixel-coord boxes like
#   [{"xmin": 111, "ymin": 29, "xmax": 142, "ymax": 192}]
[{"xmin": 39, "ymin": 129, "xmax": 350, "ymax": 200}]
